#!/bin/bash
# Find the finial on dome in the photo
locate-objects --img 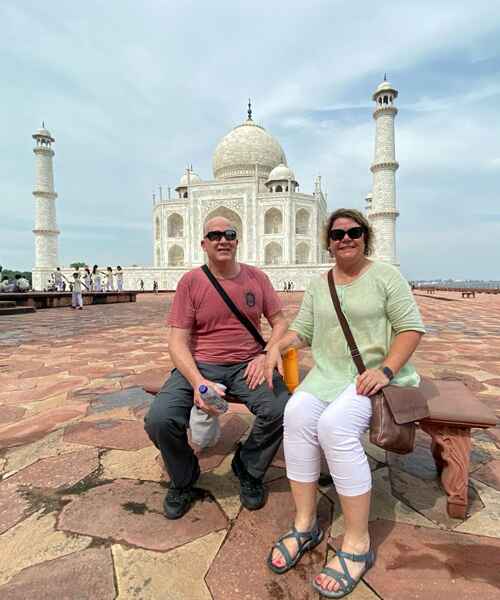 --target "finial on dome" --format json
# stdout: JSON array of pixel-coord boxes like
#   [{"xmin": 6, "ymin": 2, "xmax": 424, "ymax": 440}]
[
  {"xmin": 384, "ymin": 73, "xmax": 387, "ymax": 81},
  {"xmin": 247, "ymin": 98, "xmax": 252, "ymax": 121},
  {"xmin": 42, "ymin": 120, "xmax": 45, "ymax": 128}
]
